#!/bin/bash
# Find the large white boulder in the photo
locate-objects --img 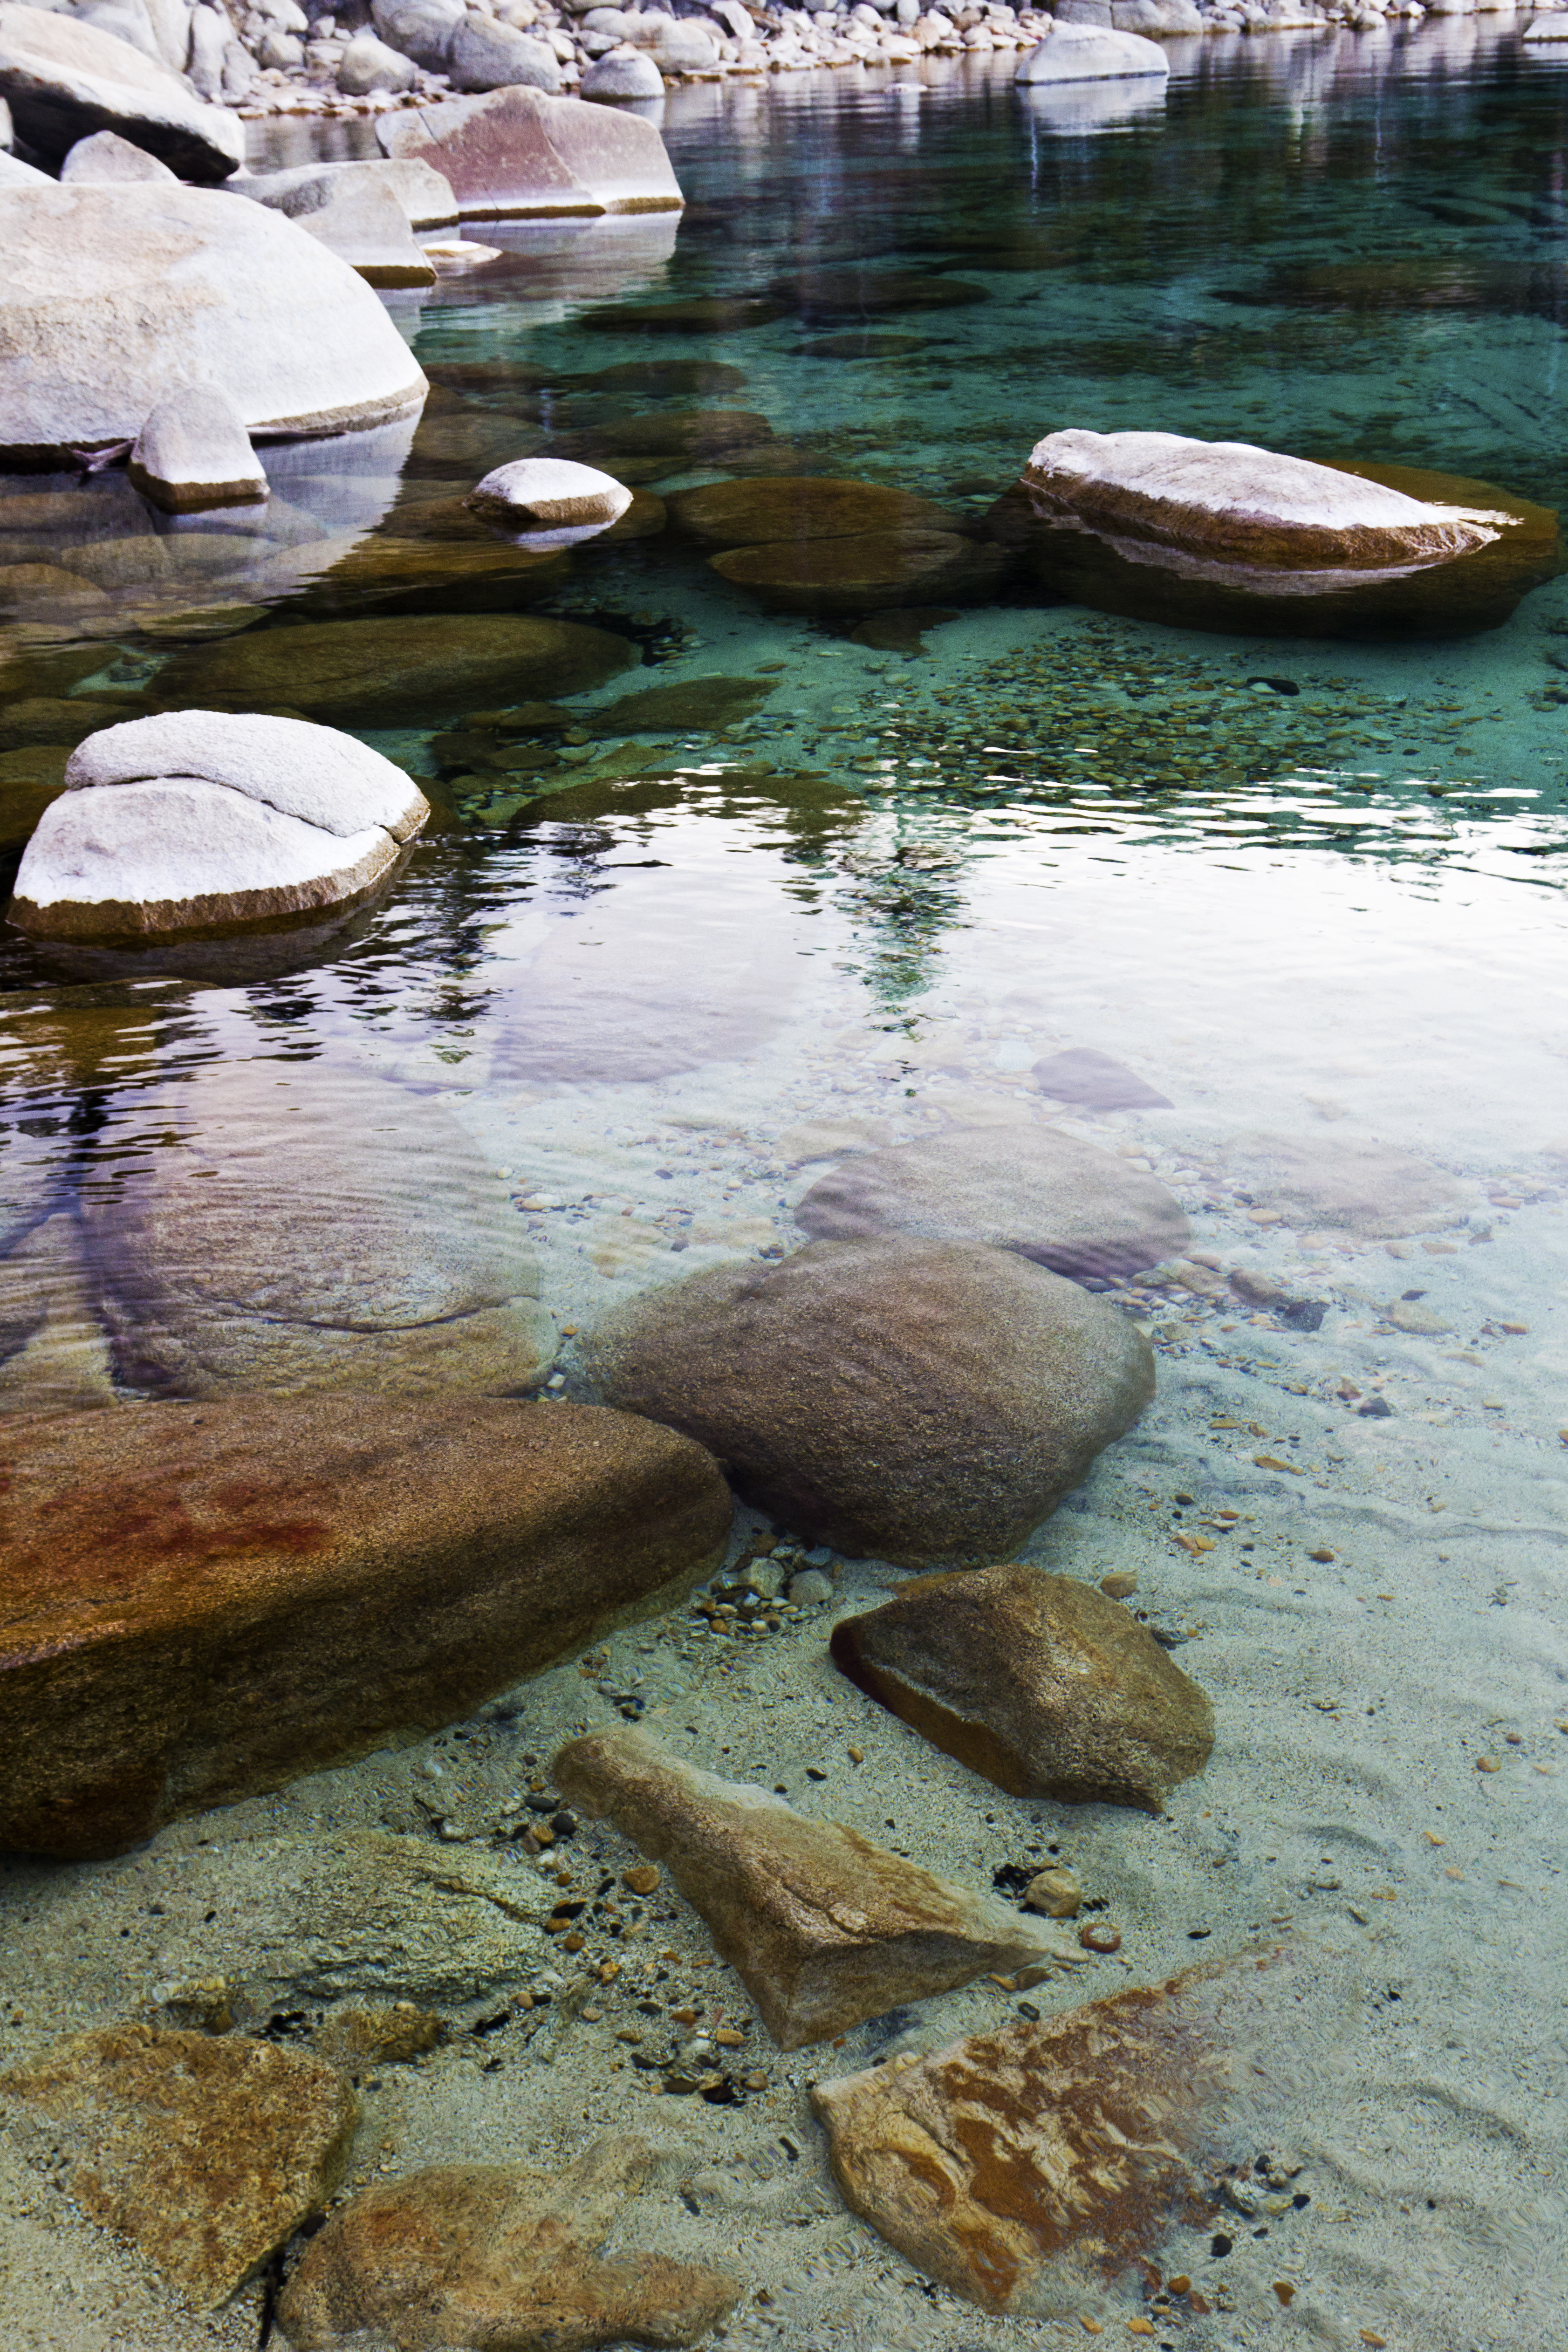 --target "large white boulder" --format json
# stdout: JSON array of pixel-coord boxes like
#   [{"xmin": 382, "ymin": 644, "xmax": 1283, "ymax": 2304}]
[
  {"xmin": 237, "ymin": 157, "xmax": 459, "ymax": 232},
  {"xmin": 0, "ymin": 183, "xmax": 428, "ymax": 465},
  {"xmin": 376, "ymin": 84, "xmax": 684, "ymax": 217},
  {"xmin": 1014, "ymin": 19, "xmax": 1171, "ymax": 74},
  {"xmin": 233, "ymin": 164, "xmax": 437, "ymax": 287},
  {"xmin": 466, "ymin": 456, "xmax": 633, "ymax": 528},
  {"xmin": 8, "ymin": 711, "xmax": 430, "ymax": 941},
  {"xmin": 446, "ymin": 14, "xmax": 561, "ymax": 89},
  {"xmin": 126, "ymin": 384, "xmax": 267, "ymax": 512},
  {"xmin": 0, "ymin": 2, "xmax": 243, "ymax": 179}
]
